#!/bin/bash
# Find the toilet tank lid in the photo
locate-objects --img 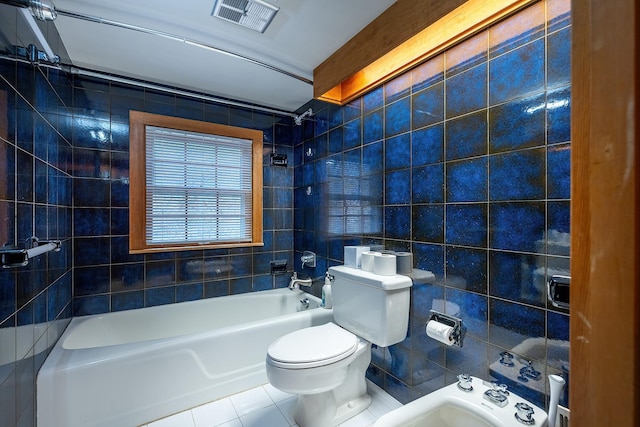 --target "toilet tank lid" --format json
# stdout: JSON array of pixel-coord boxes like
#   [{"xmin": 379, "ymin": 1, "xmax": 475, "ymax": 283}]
[{"xmin": 329, "ymin": 266, "xmax": 412, "ymax": 290}]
